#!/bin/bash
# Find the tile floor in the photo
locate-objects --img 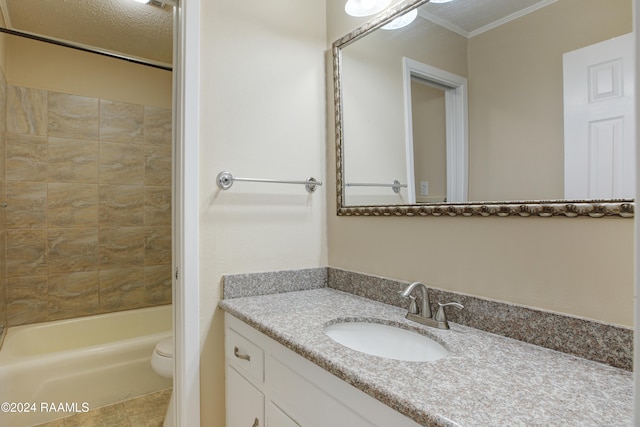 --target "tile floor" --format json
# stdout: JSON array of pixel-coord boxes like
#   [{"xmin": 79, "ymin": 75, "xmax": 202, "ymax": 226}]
[{"xmin": 33, "ymin": 388, "xmax": 171, "ymax": 427}]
